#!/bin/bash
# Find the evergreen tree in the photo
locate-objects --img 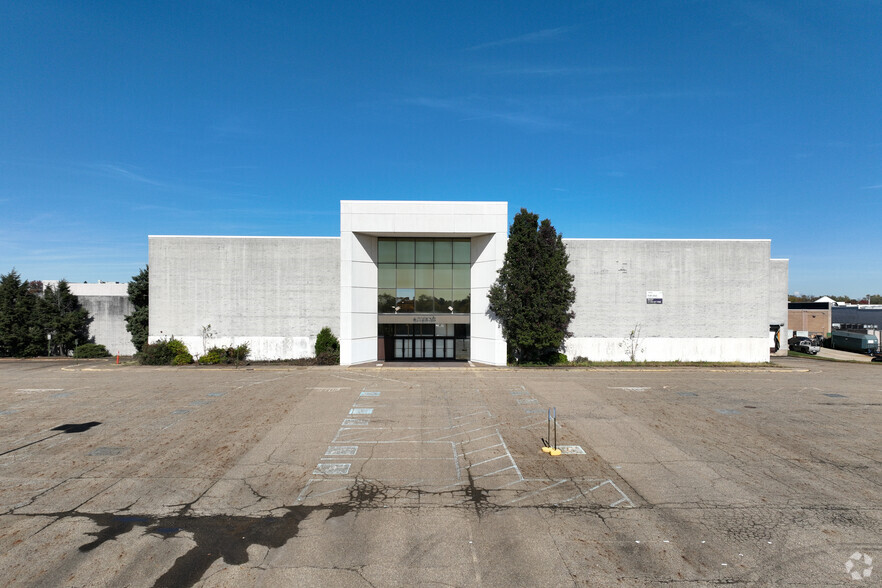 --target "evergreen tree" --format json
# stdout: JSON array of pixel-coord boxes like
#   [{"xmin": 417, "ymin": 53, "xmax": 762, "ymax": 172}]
[
  {"xmin": 125, "ymin": 266, "xmax": 149, "ymax": 351},
  {"xmin": 0, "ymin": 269, "xmax": 44, "ymax": 357},
  {"xmin": 42, "ymin": 280, "xmax": 91, "ymax": 356},
  {"xmin": 488, "ymin": 209, "xmax": 576, "ymax": 363}
]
